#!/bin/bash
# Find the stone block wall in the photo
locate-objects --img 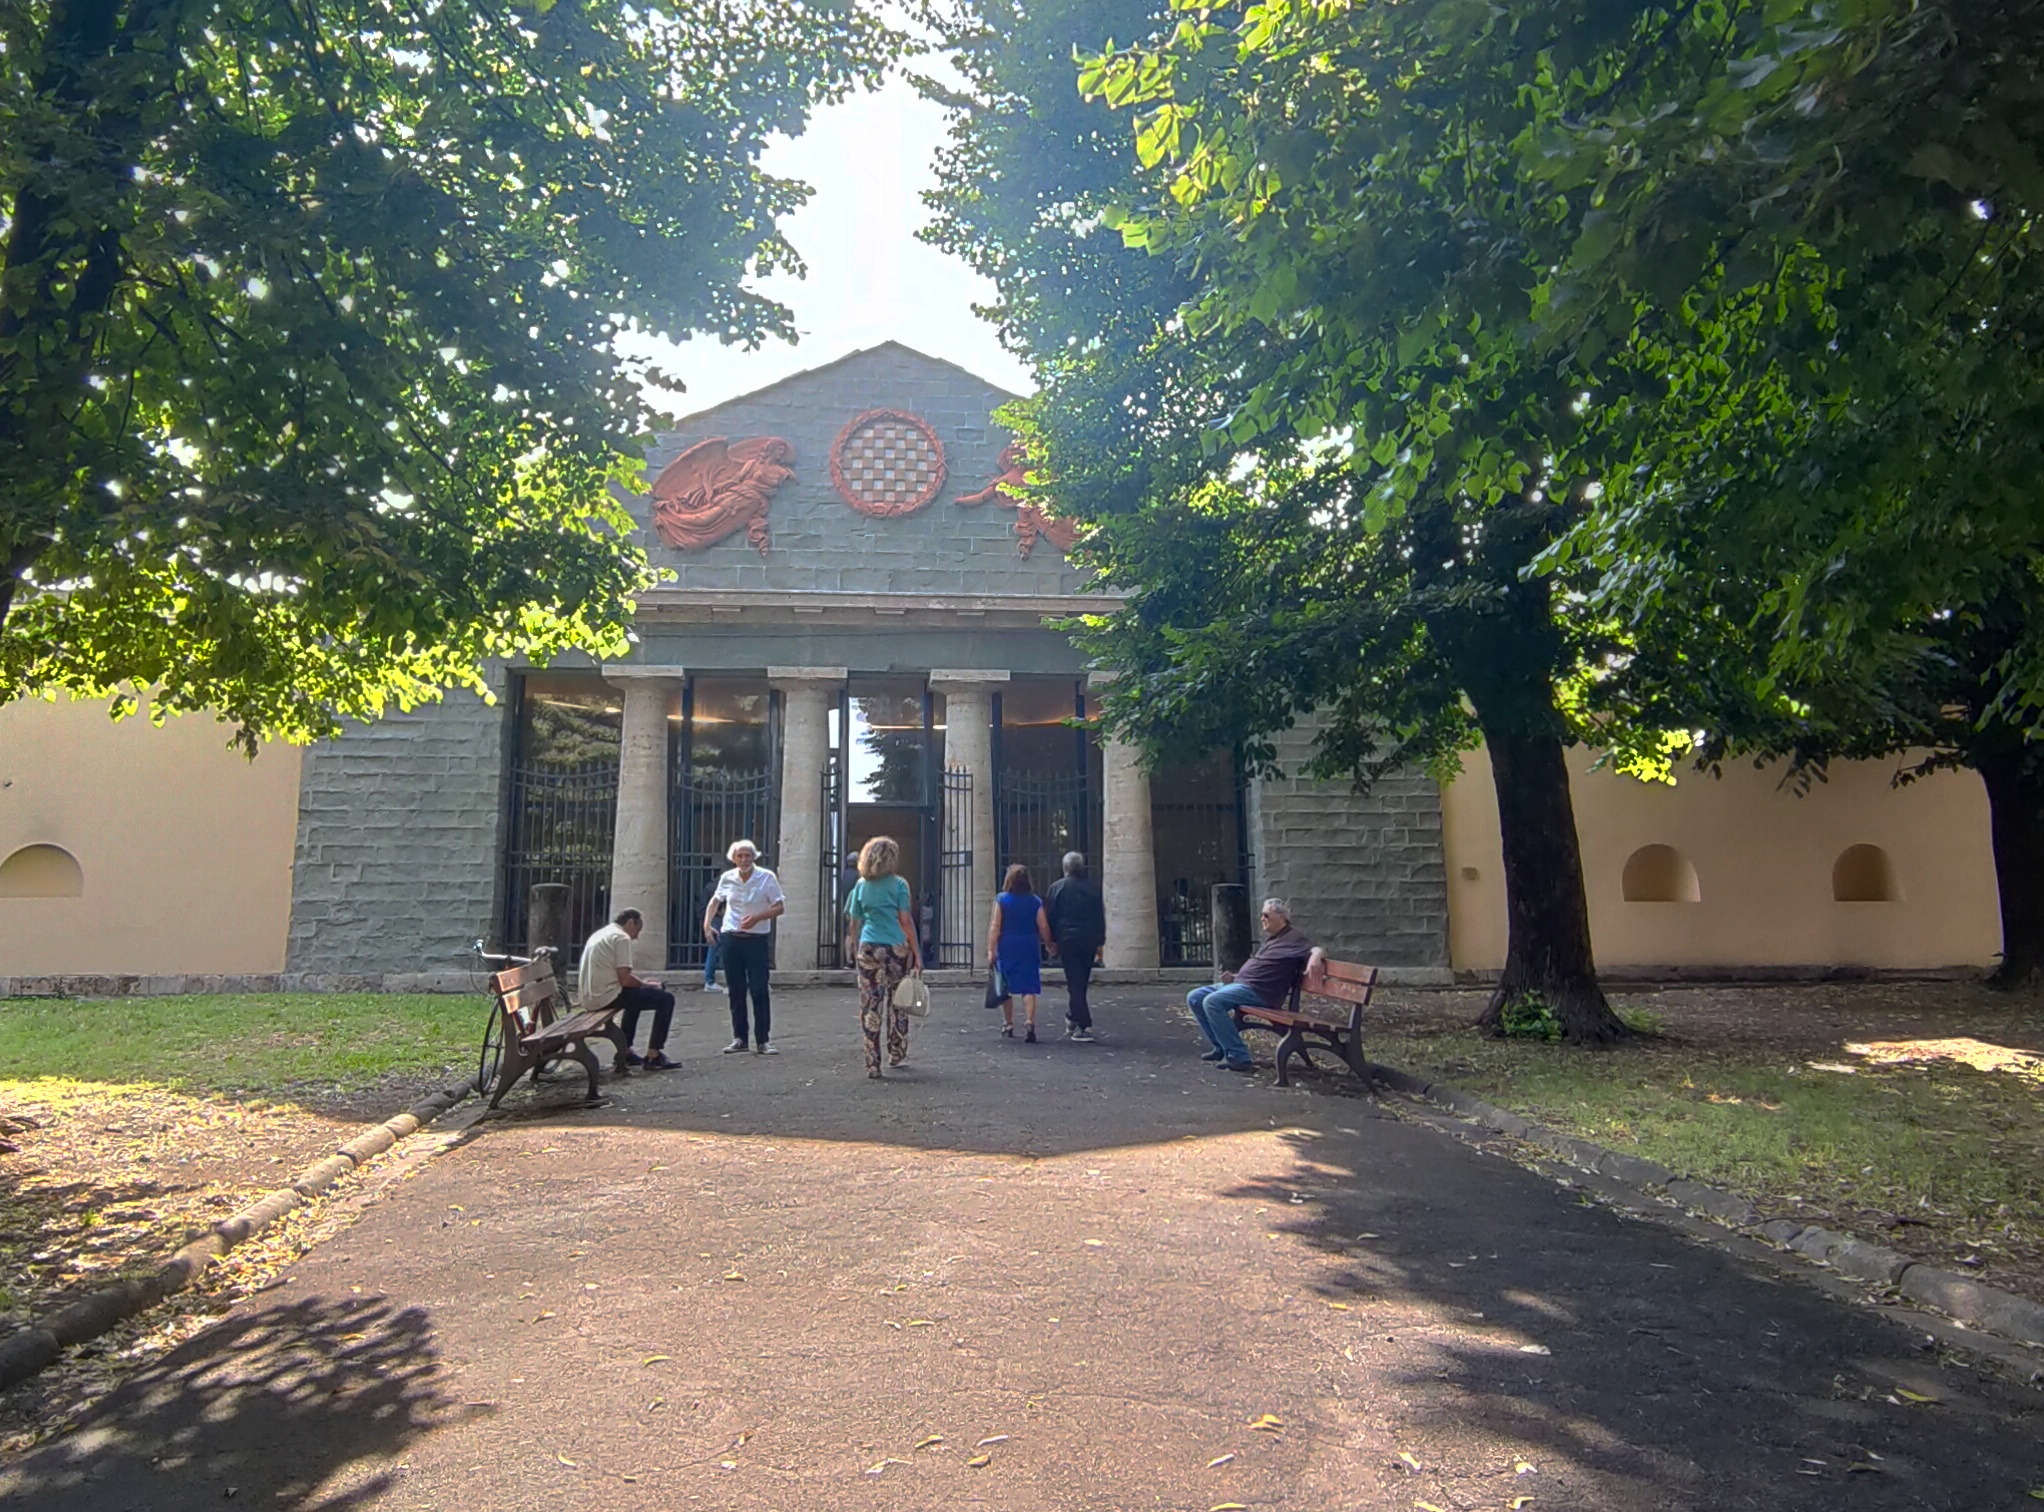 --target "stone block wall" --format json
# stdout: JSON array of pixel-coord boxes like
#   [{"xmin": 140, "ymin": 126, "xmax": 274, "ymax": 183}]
[
  {"xmin": 633, "ymin": 343, "xmax": 1088, "ymax": 600},
  {"xmin": 285, "ymin": 686, "xmax": 510, "ymax": 976},
  {"xmin": 1246, "ymin": 724, "xmax": 1450, "ymax": 969}
]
